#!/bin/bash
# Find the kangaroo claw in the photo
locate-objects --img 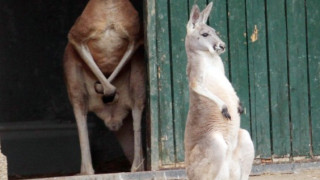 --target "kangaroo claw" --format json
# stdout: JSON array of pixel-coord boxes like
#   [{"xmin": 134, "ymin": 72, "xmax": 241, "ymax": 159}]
[
  {"xmin": 222, "ymin": 106, "xmax": 231, "ymax": 120},
  {"xmin": 238, "ymin": 101, "xmax": 244, "ymax": 114}
]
